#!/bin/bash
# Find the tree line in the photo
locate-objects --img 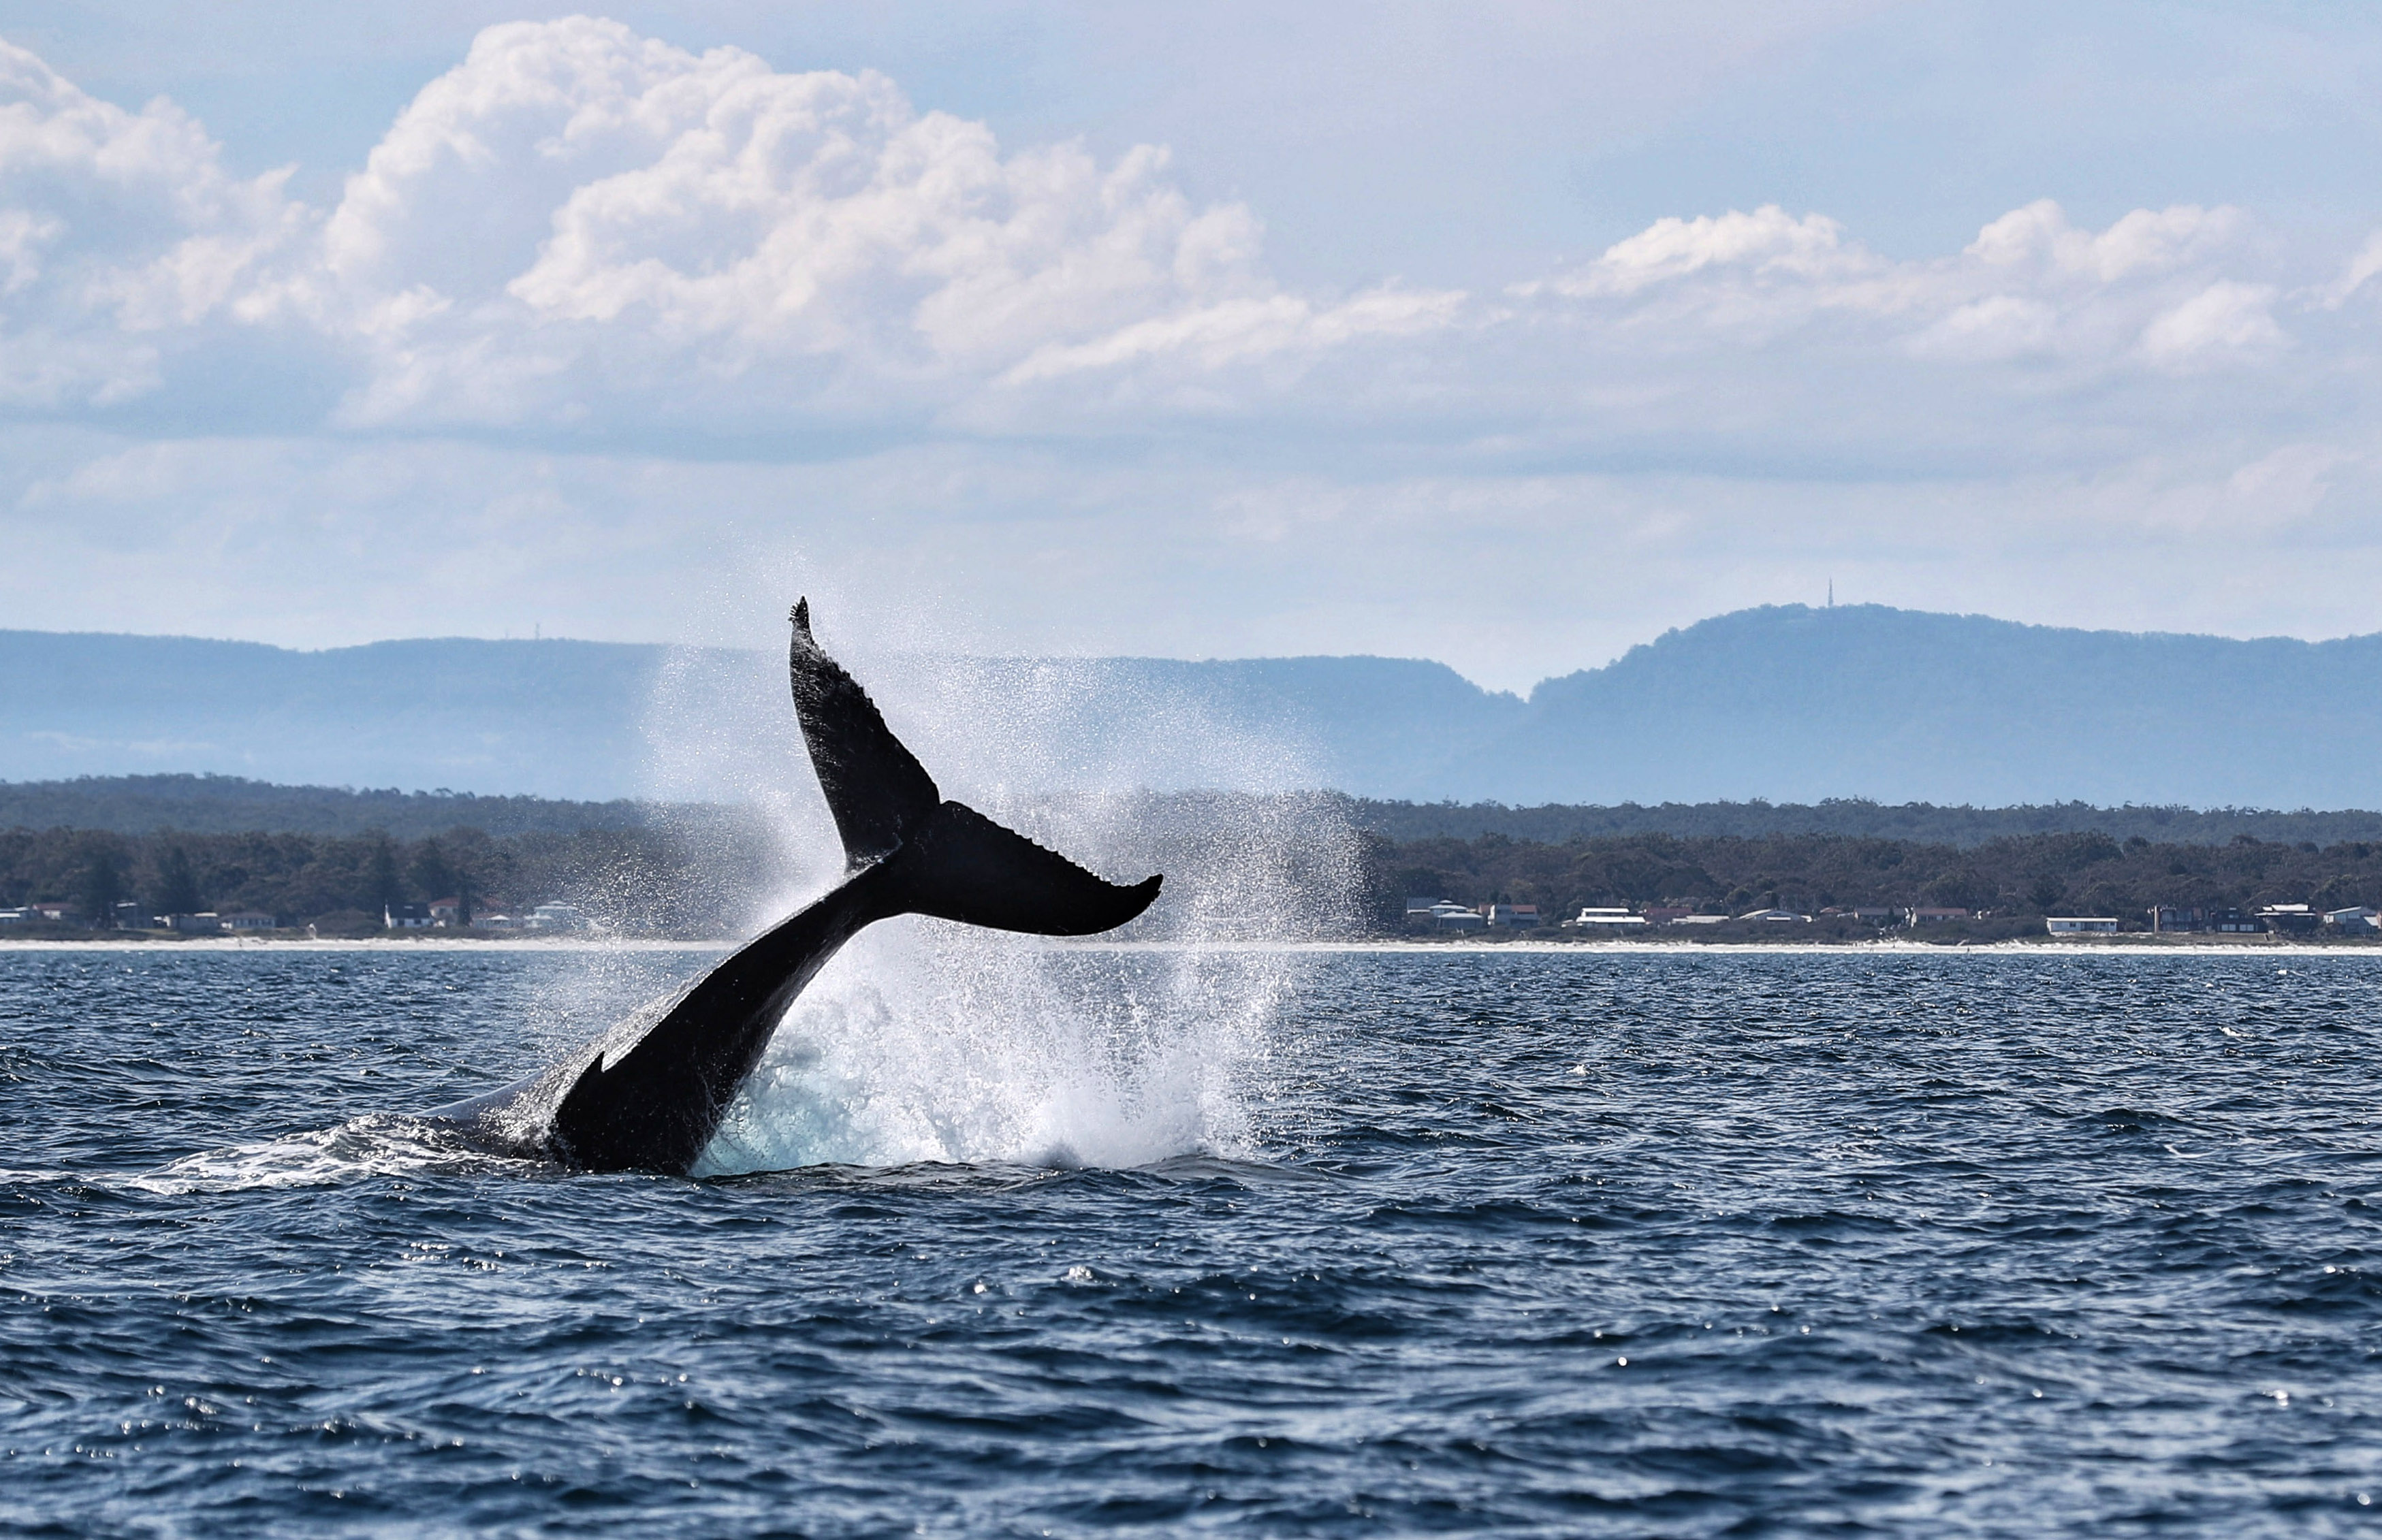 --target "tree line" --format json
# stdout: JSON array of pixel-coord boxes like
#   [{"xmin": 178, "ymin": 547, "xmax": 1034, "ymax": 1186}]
[
  {"xmin": 1359, "ymin": 829, "xmax": 2382, "ymax": 933},
  {"xmin": 1337, "ymin": 797, "xmax": 2382, "ymax": 849},
  {"xmin": 12, "ymin": 818, "xmax": 2382, "ymax": 941},
  {"xmin": 0, "ymin": 824, "xmax": 783, "ymax": 935},
  {"xmin": 18, "ymin": 775, "xmax": 2382, "ymax": 853}
]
